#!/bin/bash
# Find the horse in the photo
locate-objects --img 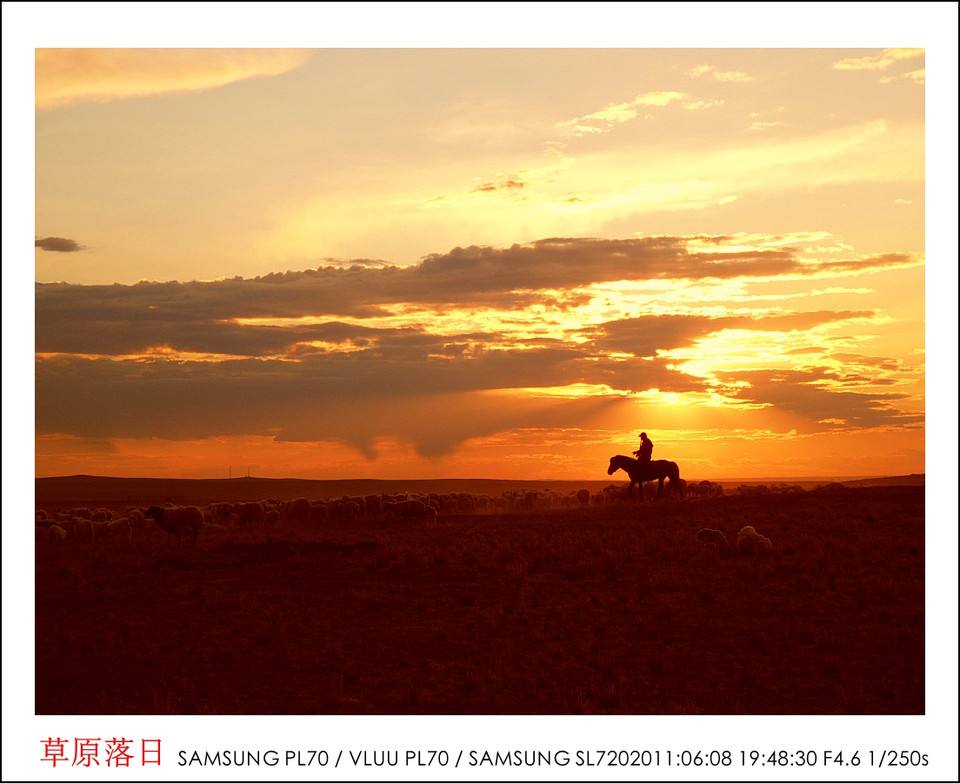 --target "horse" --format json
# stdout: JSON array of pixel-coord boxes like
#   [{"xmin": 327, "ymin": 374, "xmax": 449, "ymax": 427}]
[{"xmin": 607, "ymin": 454, "xmax": 684, "ymax": 502}]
